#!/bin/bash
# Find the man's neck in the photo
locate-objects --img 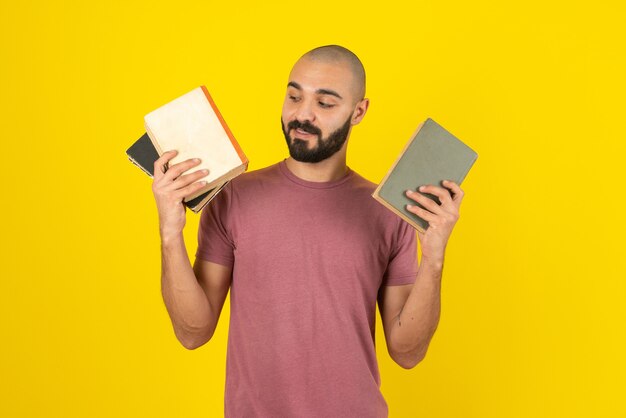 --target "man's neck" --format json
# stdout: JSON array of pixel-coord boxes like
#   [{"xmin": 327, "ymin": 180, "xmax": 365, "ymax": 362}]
[{"xmin": 284, "ymin": 153, "xmax": 348, "ymax": 183}]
